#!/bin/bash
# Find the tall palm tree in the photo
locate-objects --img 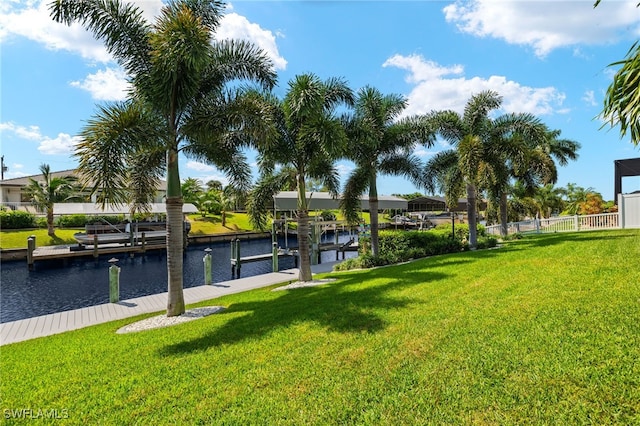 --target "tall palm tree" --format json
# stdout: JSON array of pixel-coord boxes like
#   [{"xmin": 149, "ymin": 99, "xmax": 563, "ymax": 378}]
[
  {"xmin": 51, "ymin": 0, "xmax": 276, "ymax": 316},
  {"xmin": 340, "ymin": 86, "xmax": 434, "ymax": 257},
  {"xmin": 25, "ymin": 164, "xmax": 78, "ymax": 237},
  {"xmin": 486, "ymin": 121, "xmax": 580, "ymax": 237},
  {"xmin": 533, "ymin": 184, "xmax": 565, "ymax": 218},
  {"xmin": 248, "ymin": 73, "xmax": 354, "ymax": 282},
  {"xmin": 425, "ymin": 91, "xmax": 504, "ymax": 248}
]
